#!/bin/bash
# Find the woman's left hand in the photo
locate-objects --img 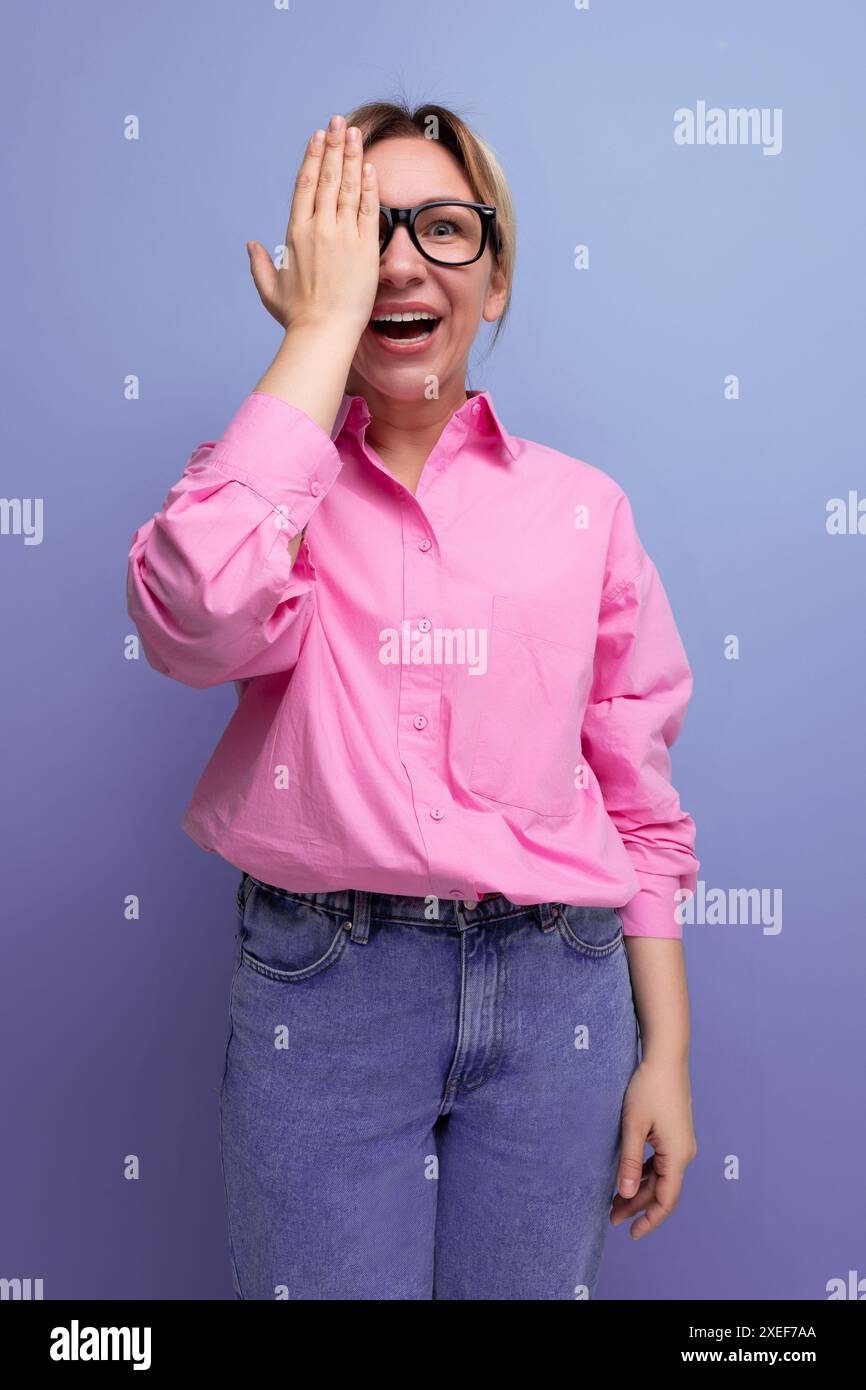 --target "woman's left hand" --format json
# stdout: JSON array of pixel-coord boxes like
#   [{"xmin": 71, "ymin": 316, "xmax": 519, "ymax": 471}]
[{"xmin": 610, "ymin": 1055, "xmax": 698, "ymax": 1239}]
